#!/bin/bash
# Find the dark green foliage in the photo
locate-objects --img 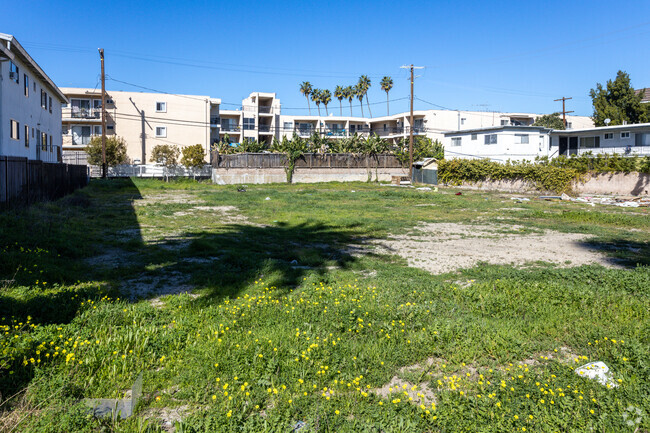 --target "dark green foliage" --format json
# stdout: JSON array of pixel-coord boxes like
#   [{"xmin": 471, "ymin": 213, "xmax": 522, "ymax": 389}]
[
  {"xmin": 180, "ymin": 144, "xmax": 206, "ymax": 169},
  {"xmin": 532, "ymin": 113, "xmax": 565, "ymax": 130},
  {"xmin": 395, "ymin": 136, "xmax": 444, "ymax": 166},
  {"xmin": 150, "ymin": 144, "xmax": 179, "ymax": 168},
  {"xmin": 590, "ymin": 70, "xmax": 649, "ymax": 126}
]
